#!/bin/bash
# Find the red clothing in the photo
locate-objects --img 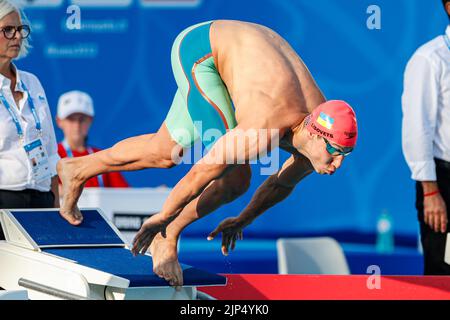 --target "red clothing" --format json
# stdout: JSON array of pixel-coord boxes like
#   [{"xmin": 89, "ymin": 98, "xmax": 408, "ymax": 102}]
[{"xmin": 57, "ymin": 143, "xmax": 129, "ymax": 188}]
